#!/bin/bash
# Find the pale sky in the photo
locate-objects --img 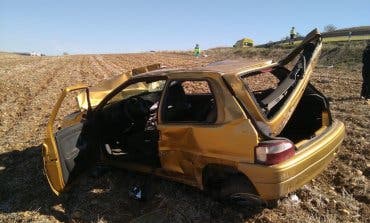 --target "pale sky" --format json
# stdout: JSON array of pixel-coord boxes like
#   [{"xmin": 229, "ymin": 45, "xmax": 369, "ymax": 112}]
[{"xmin": 1, "ymin": 0, "xmax": 369, "ymax": 55}]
